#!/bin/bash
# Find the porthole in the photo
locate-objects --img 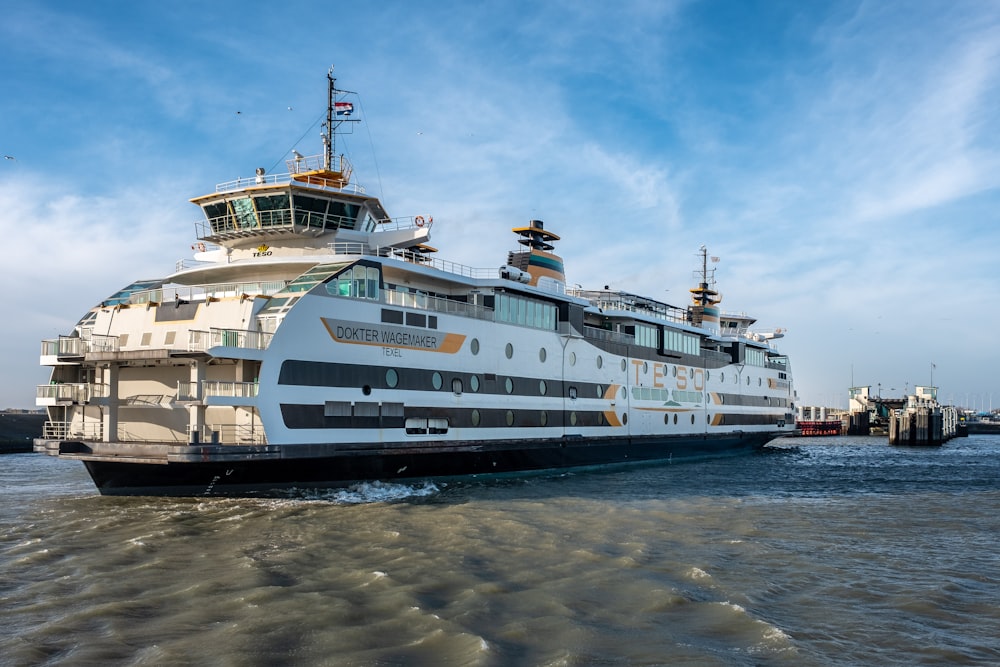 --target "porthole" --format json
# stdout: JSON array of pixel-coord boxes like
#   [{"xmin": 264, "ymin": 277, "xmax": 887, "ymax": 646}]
[
  {"xmin": 691, "ymin": 414, "xmax": 695, "ymax": 424},
  {"xmin": 664, "ymin": 414, "xmax": 669, "ymax": 425},
  {"xmin": 596, "ymin": 385, "xmax": 604, "ymax": 398},
  {"xmin": 471, "ymin": 409, "xmax": 481, "ymax": 426},
  {"xmin": 570, "ymin": 411, "xmax": 578, "ymax": 426},
  {"xmin": 596, "ymin": 355, "xmax": 603, "ymax": 369},
  {"xmin": 620, "ymin": 387, "xmax": 626, "ymax": 399},
  {"xmin": 540, "ymin": 411, "xmax": 548, "ymax": 427},
  {"xmin": 642, "ymin": 361, "xmax": 648, "ymax": 374},
  {"xmin": 362, "ymin": 385, "xmax": 372, "ymax": 396},
  {"xmin": 621, "ymin": 358, "xmax": 627, "ymax": 371},
  {"xmin": 539, "ymin": 347, "xmax": 547, "ymax": 363},
  {"xmin": 385, "ymin": 368, "xmax": 399, "ymax": 388},
  {"xmin": 539, "ymin": 379, "xmax": 547, "ymax": 396},
  {"xmin": 505, "ymin": 377, "xmax": 514, "ymax": 394},
  {"xmin": 707, "ymin": 414, "xmax": 711, "ymax": 424},
  {"xmin": 673, "ymin": 413, "xmax": 678, "ymax": 424},
  {"xmin": 505, "ymin": 342, "xmax": 514, "ymax": 359},
  {"xmin": 720, "ymin": 372, "xmax": 725, "ymax": 383},
  {"xmin": 758, "ymin": 377, "xmax": 762, "ymax": 387},
  {"xmin": 506, "ymin": 410, "xmax": 515, "ymax": 426},
  {"xmin": 569, "ymin": 351, "xmax": 577, "ymax": 366},
  {"xmin": 747, "ymin": 376, "xmax": 750, "ymax": 386},
  {"xmin": 672, "ymin": 366, "xmax": 678, "ymax": 378},
  {"xmin": 470, "ymin": 375, "xmax": 480, "ymax": 392},
  {"xmin": 622, "ymin": 413, "xmax": 628, "ymax": 426},
  {"xmin": 720, "ymin": 394, "xmax": 725, "ymax": 404},
  {"xmin": 471, "ymin": 338, "xmax": 480, "ymax": 355},
  {"xmin": 432, "ymin": 371, "xmax": 443, "ymax": 390},
  {"xmin": 706, "ymin": 371, "xmax": 711, "ymax": 382}
]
